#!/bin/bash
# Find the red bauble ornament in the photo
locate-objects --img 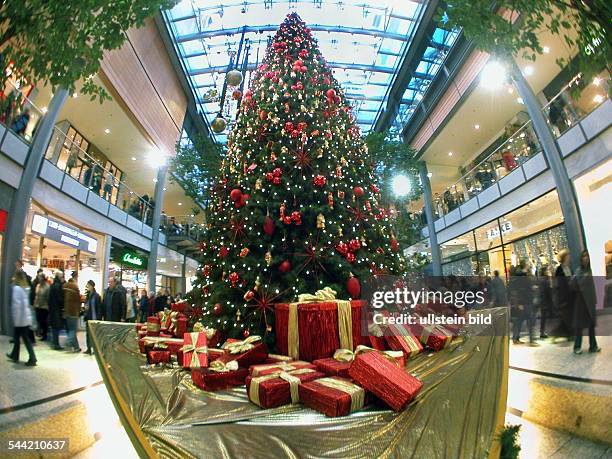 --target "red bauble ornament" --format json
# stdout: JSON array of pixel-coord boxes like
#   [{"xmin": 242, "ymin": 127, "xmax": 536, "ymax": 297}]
[
  {"xmin": 218, "ymin": 246, "xmax": 229, "ymax": 258},
  {"xmin": 263, "ymin": 216, "xmax": 275, "ymax": 235},
  {"xmin": 300, "ymin": 66, "xmax": 307, "ymax": 73},
  {"xmin": 326, "ymin": 89, "xmax": 336, "ymax": 99},
  {"xmin": 239, "ymin": 193, "xmax": 250, "ymax": 207},
  {"xmin": 272, "ymin": 176, "xmax": 281, "ymax": 185},
  {"xmin": 229, "ymin": 272, "xmax": 240, "ymax": 287},
  {"xmin": 348, "ymin": 239, "xmax": 361, "ymax": 252},
  {"xmin": 284, "ymin": 121, "xmax": 294, "ymax": 132},
  {"xmin": 279, "ymin": 260, "xmax": 292, "ymax": 273},
  {"xmin": 353, "ymin": 186, "xmax": 365, "ymax": 197},
  {"xmin": 390, "ymin": 238, "xmax": 399, "ymax": 253},
  {"xmin": 213, "ymin": 303, "xmax": 223, "ymax": 316},
  {"xmin": 272, "ymin": 167, "xmax": 283, "ymax": 177},
  {"xmin": 345, "ymin": 253, "xmax": 356, "ymax": 263},
  {"xmin": 265, "ymin": 172, "xmax": 274, "ymax": 182},
  {"xmin": 290, "ymin": 210, "xmax": 302, "ymax": 225},
  {"xmin": 283, "ymin": 215, "xmax": 293, "ymax": 225},
  {"xmin": 230, "ymin": 188, "xmax": 242, "ymax": 202},
  {"xmin": 313, "ymin": 175, "xmax": 327, "ymax": 187},
  {"xmin": 243, "ymin": 329, "xmax": 251, "ymax": 338},
  {"xmin": 244, "ymin": 290, "xmax": 255, "ymax": 301},
  {"xmin": 346, "ymin": 276, "xmax": 361, "ymax": 299}
]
